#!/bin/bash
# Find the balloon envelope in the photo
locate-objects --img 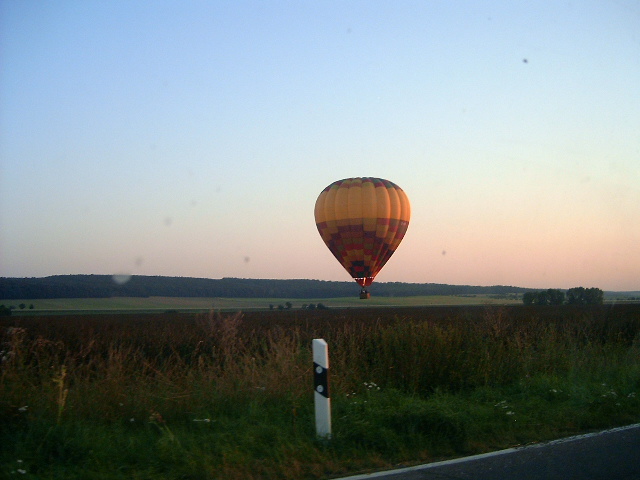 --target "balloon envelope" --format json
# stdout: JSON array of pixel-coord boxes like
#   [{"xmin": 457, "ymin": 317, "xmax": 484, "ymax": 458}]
[{"xmin": 314, "ymin": 177, "xmax": 411, "ymax": 287}]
